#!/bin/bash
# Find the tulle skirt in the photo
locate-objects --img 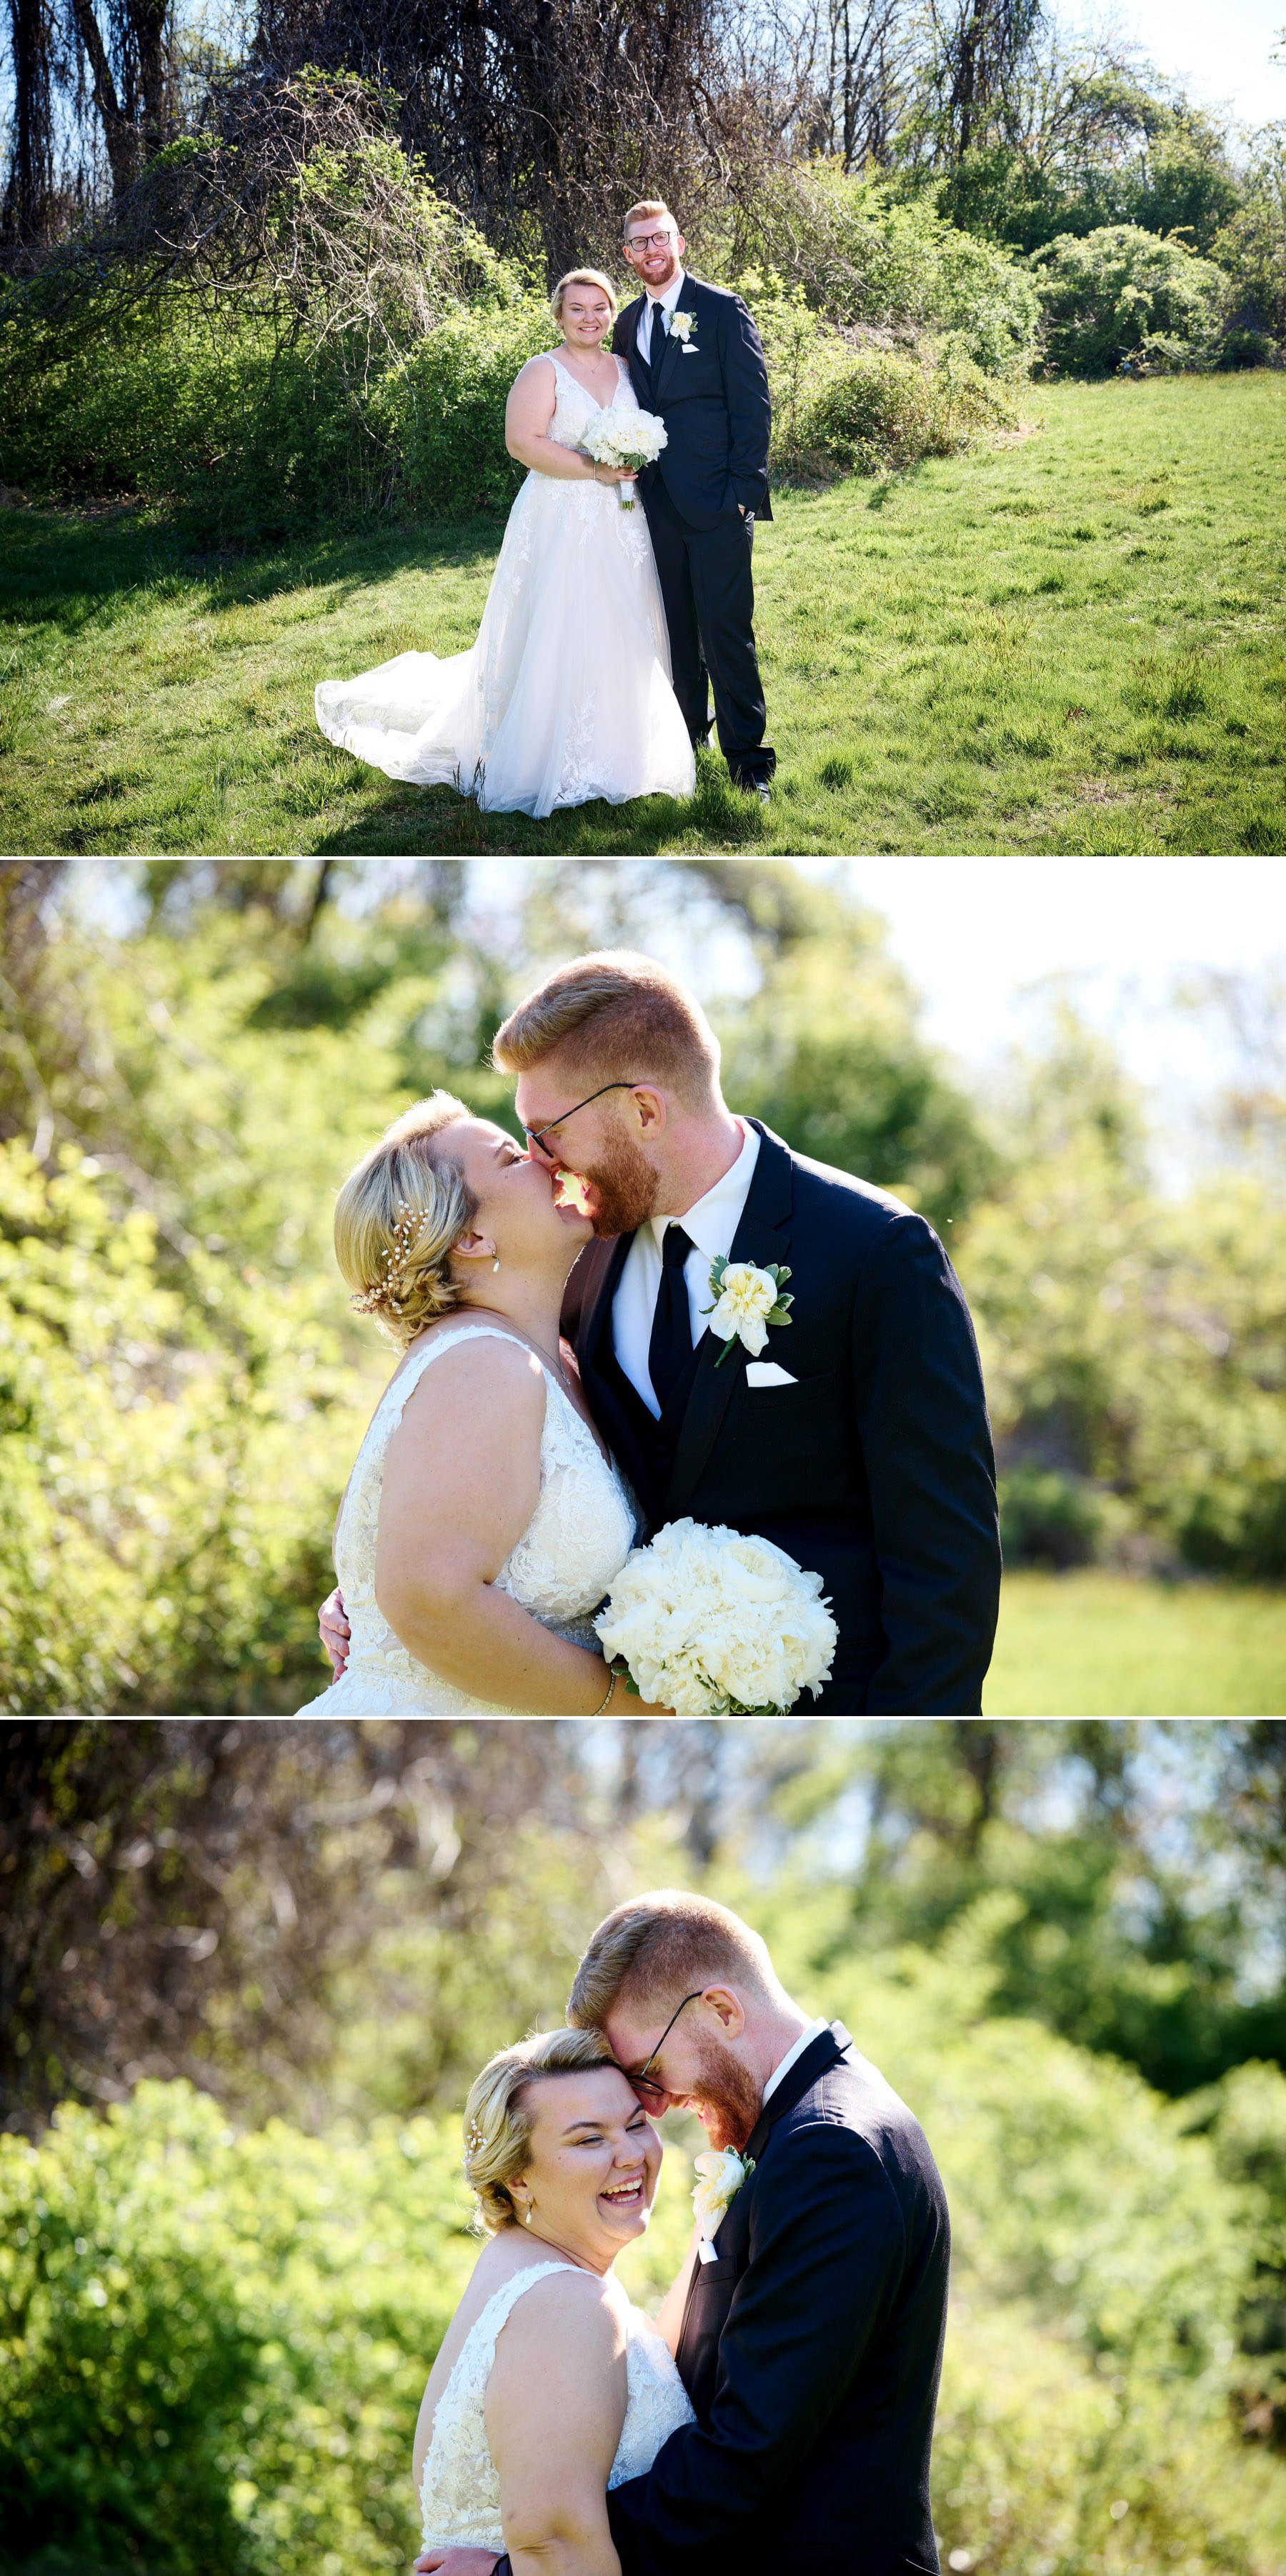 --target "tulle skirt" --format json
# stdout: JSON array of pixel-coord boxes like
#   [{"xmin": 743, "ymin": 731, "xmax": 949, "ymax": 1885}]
[{"xmin": 315, "ymin": 470, "xmax": 695, "ymax": 818}]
